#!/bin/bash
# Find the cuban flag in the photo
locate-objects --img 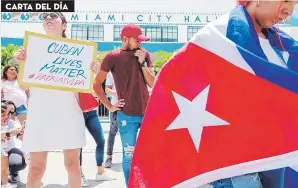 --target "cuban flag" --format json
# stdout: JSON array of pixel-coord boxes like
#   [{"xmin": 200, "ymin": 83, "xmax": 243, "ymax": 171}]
[{"xmin": 128, "ymin": 5, "xmax": 298, "ymax": 188}]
